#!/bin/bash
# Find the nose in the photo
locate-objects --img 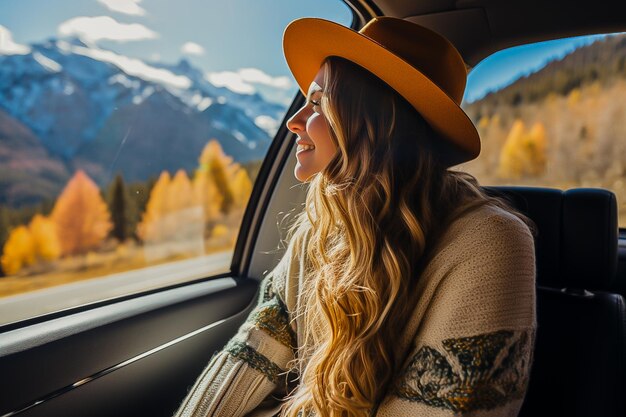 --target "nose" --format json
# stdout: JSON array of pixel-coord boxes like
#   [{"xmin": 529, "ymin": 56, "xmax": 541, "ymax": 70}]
[{"xmin": 286, "ymin": 104, "xmax": 308, "ymax": 134}]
